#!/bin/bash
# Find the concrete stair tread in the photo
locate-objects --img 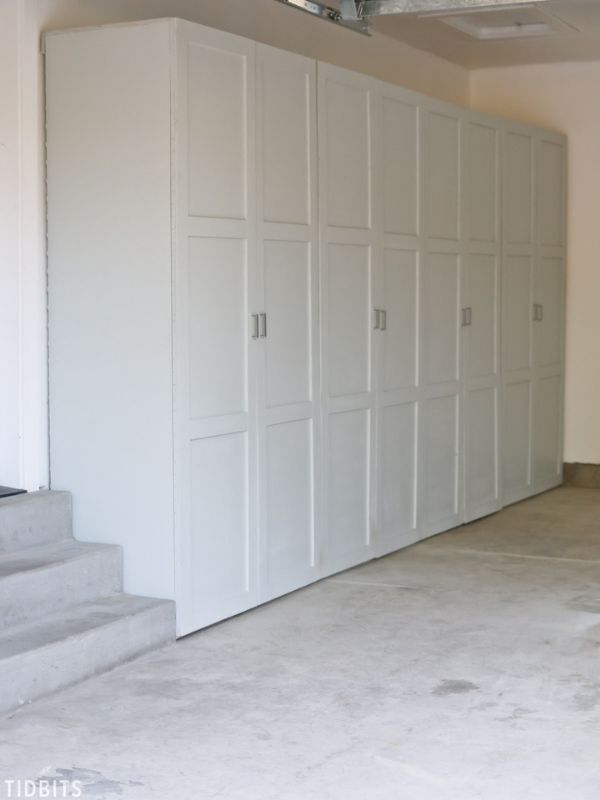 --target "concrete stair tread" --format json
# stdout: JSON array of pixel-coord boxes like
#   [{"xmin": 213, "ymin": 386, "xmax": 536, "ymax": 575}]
[
  {"xmin": 0, "ymin": 491, "xmax": 72, "ymax": 553},
  {"xmin": 0, "ymin": 488, "xmax": 176, "ymax": 715},
  {"xmin": 0, "ymin": 539, "xmax": 118, "ymax": 579},
  {"xmin": 0, "ymin": 539, "xmax": 122, "ymax": 631},
  {"xmin": 0, "ymin": 593, "xmax": 172, "ymax": 661}
]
